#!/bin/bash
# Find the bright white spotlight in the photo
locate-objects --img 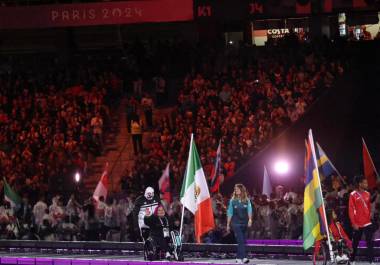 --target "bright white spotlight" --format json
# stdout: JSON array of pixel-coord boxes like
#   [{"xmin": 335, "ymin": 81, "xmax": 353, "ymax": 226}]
[
  {"xmin": 274, "ymin": 161, "xmax": 289, "ymax": 174},
  {"xmin": 75, "ymin": 172, "xmax": 81, "ymax": 183}
]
